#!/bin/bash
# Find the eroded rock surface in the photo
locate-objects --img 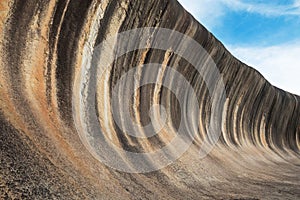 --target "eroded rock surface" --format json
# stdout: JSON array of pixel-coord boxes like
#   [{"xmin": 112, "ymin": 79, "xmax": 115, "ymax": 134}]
[{"xmin": 0, "ymin": 0, "xmax": 299, "ymax": 199}]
